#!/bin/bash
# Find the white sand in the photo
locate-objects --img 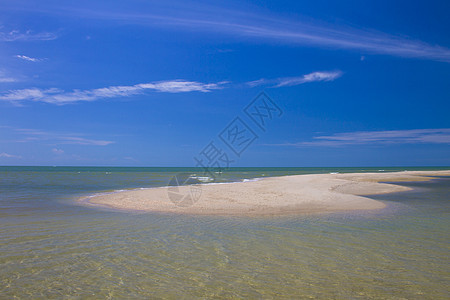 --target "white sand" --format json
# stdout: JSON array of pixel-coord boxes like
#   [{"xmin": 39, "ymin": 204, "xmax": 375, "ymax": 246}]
[{"xmin": 79, "ymin": 170, "xmax": 450, "ymax": 215}]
